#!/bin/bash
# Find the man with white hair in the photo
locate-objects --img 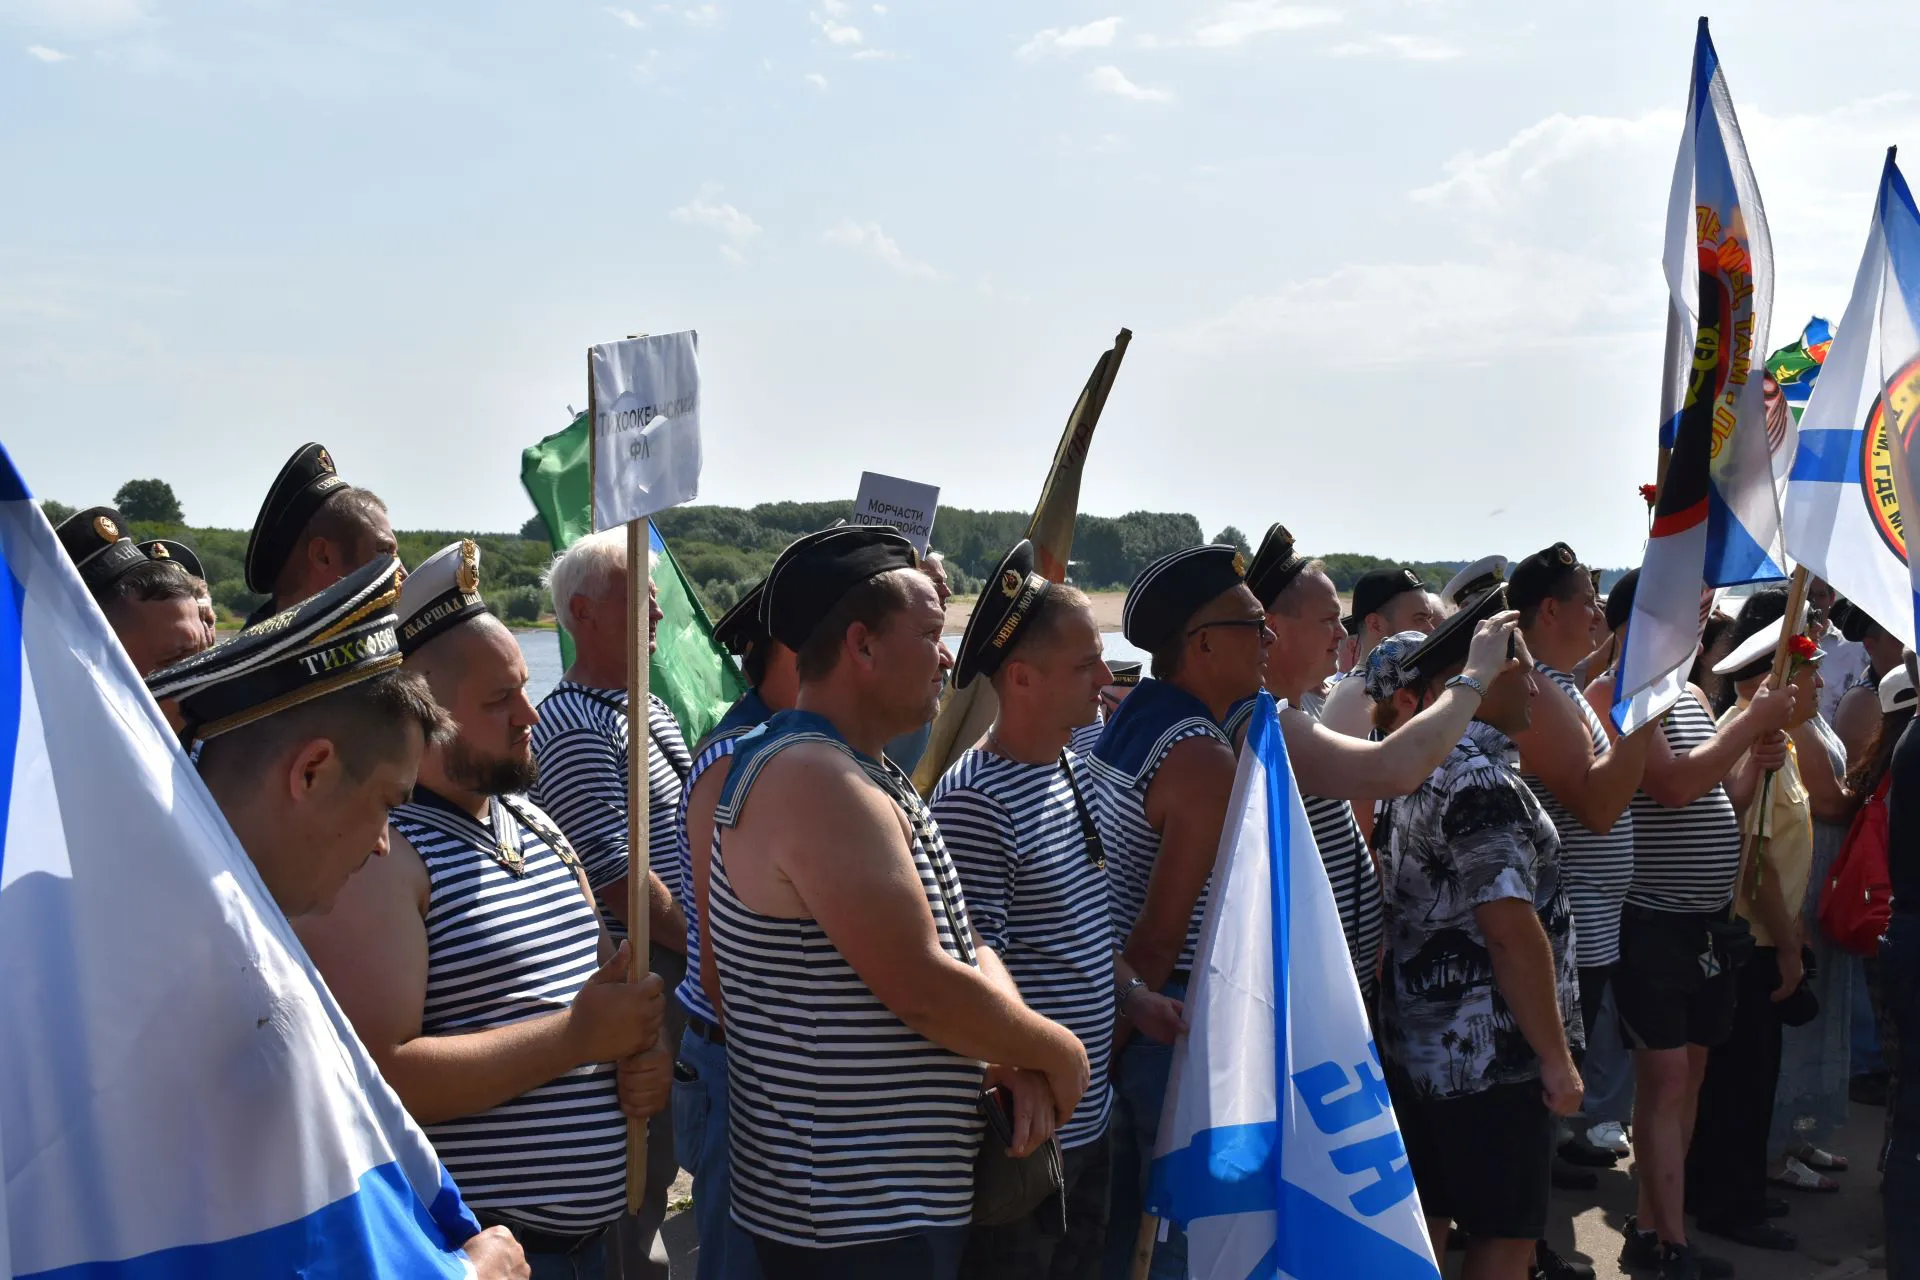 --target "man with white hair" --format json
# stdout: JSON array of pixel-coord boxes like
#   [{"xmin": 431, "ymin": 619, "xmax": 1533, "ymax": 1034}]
[{"xmin": 531, "ymin": 527, "xmax": 691, "ymax": 1280}]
